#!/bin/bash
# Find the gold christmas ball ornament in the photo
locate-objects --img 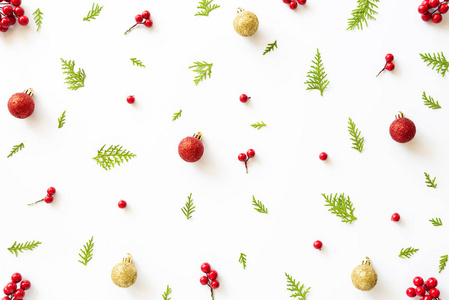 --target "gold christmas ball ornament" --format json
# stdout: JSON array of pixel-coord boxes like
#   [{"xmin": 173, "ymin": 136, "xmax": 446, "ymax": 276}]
[
  {"xmin": 233, "ymin": 8, "xmax": 259, "ymax": 37},
  {"xmin": 111, "ymin": 254, "xmax": 138, "ymax": 288},
  {"xmin": 351, "ymin": 257, "xmax": 378, "ymax": 291}
]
